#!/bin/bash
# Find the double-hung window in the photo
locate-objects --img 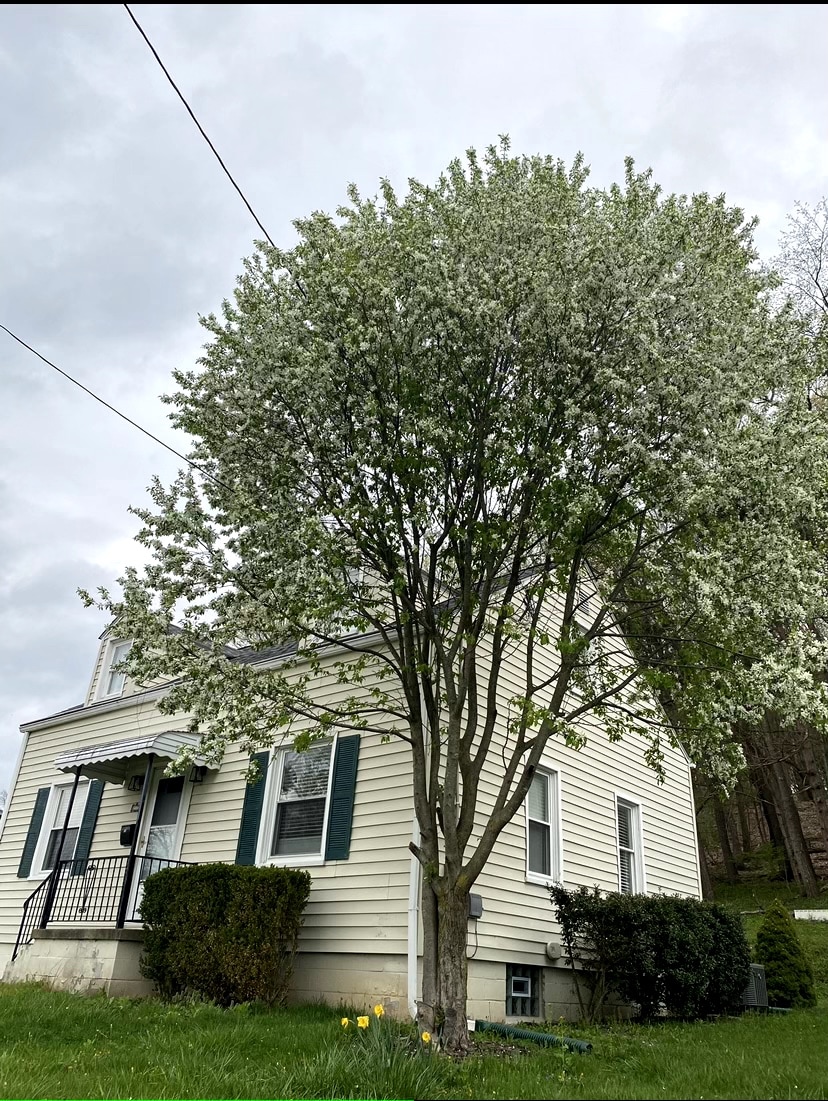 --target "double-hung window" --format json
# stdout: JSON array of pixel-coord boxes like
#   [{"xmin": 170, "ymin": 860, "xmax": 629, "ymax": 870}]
[
  {"xmin": 525, "ymin": 768, "xmax": 561, "ymax": 883},
  {"xmin": 268, "ymin": 743, "xmax": 334, "ymax": 860},
  {"xmin": 616, "ymin": 796, "xmax": 644, "ymax": 893},
  {"xmin": 38, "ymin": 782, "xmax": 89, "ymax": 873},
  {"xmin": 99, "ymin": 640, "xmax": 132, "ymax": 699}
]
